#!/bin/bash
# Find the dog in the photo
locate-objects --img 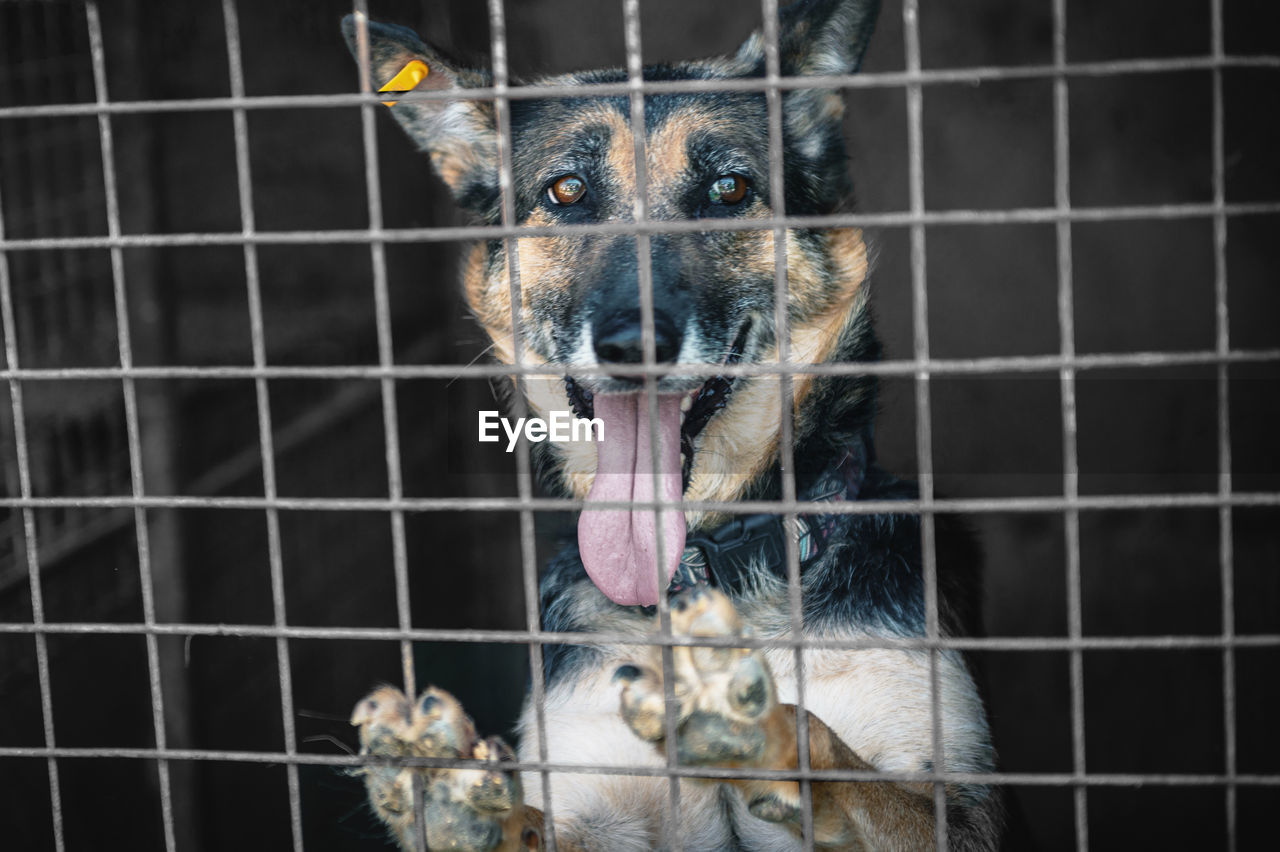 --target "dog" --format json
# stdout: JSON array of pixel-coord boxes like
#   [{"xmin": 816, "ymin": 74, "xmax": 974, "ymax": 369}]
[{"xmin": 342, "ymin": 1, "xmax": 1000, "ymax": 849}]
